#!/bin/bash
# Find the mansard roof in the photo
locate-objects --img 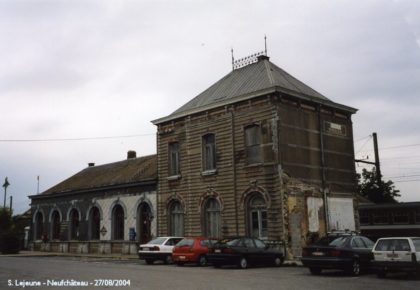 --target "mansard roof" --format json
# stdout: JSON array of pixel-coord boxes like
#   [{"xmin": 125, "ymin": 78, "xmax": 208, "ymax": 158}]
[
  {"xmin": 152, "ymin": 56, "xmax": 356, "ymax": 125},
  {"xmin": 31, "ymin": 154, "xmax": 157, "ymax": 197}
]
